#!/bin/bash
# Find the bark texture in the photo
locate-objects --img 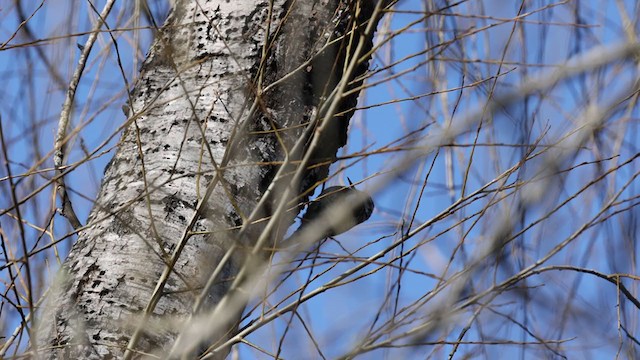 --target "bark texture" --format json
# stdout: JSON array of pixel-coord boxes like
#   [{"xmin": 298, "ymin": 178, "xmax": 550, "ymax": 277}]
[{"xmin": 36, "ymin": 0, "xmax": 387, "ymax": 358}]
